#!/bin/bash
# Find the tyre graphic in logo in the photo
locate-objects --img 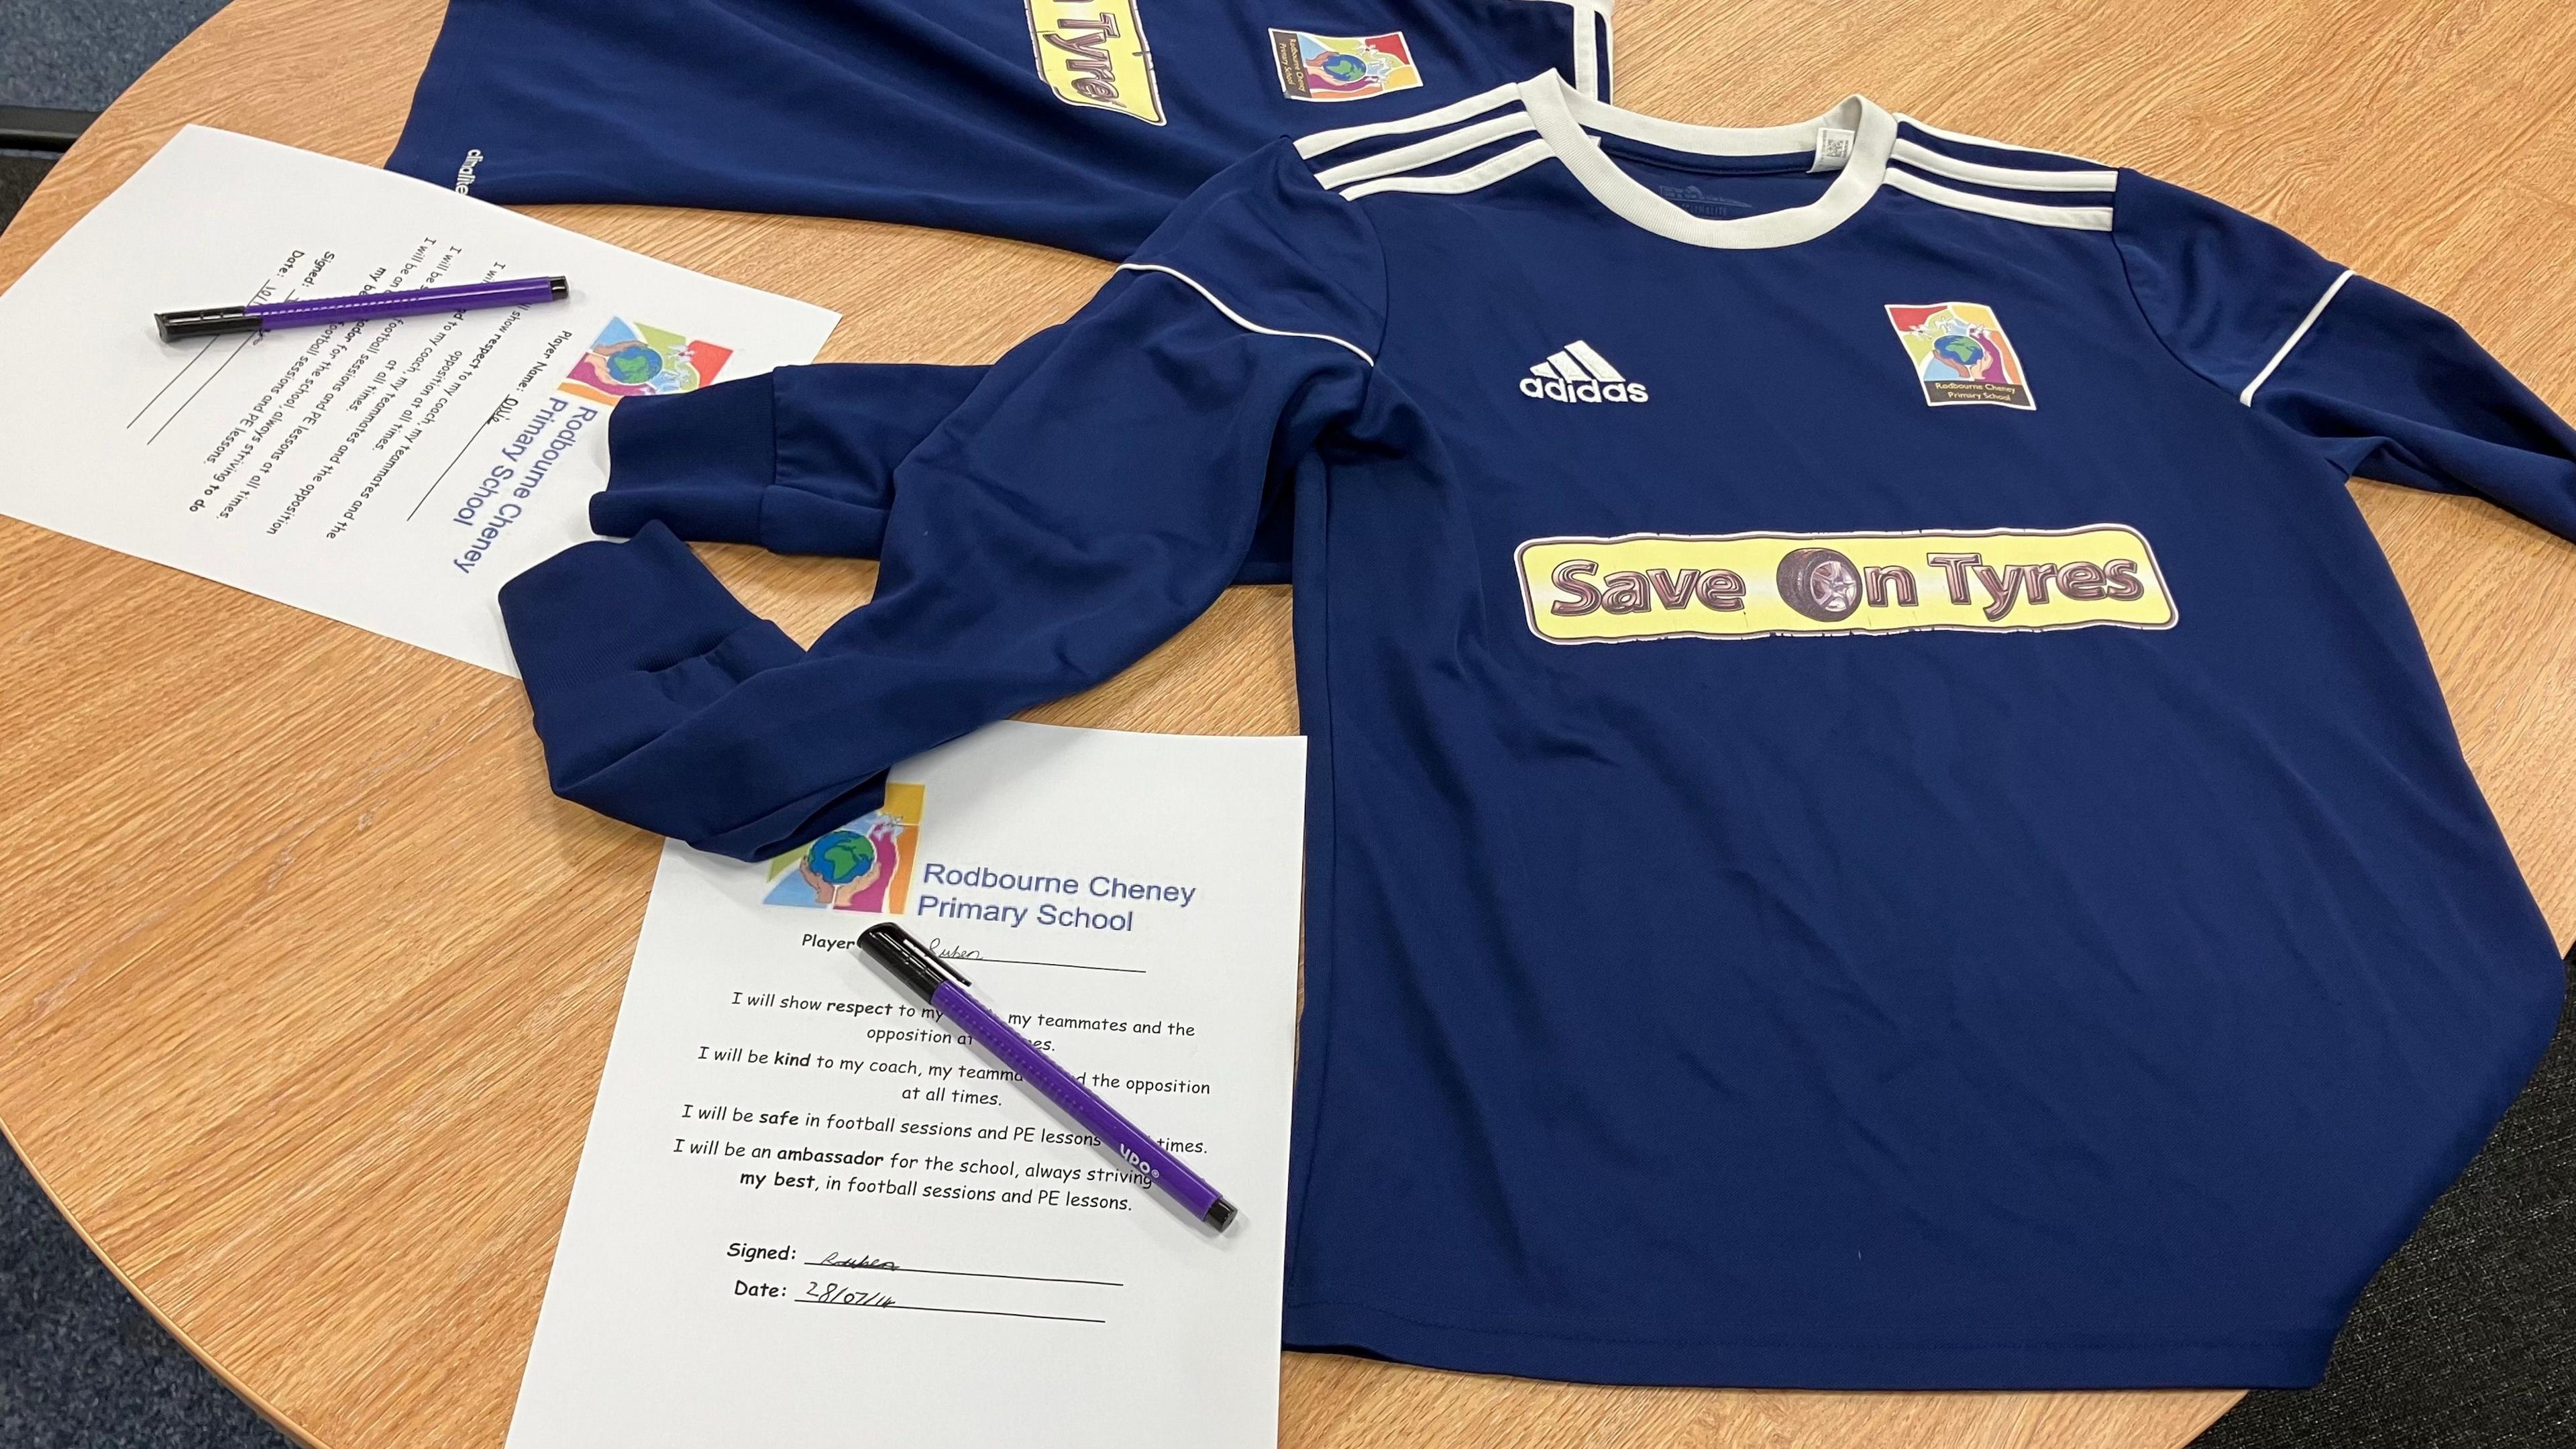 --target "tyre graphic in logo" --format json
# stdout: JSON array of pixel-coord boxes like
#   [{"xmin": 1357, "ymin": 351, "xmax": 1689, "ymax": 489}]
[{"xmin": 1776, "ymin": 547, "xmax": 1862, "ymax": 622}]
